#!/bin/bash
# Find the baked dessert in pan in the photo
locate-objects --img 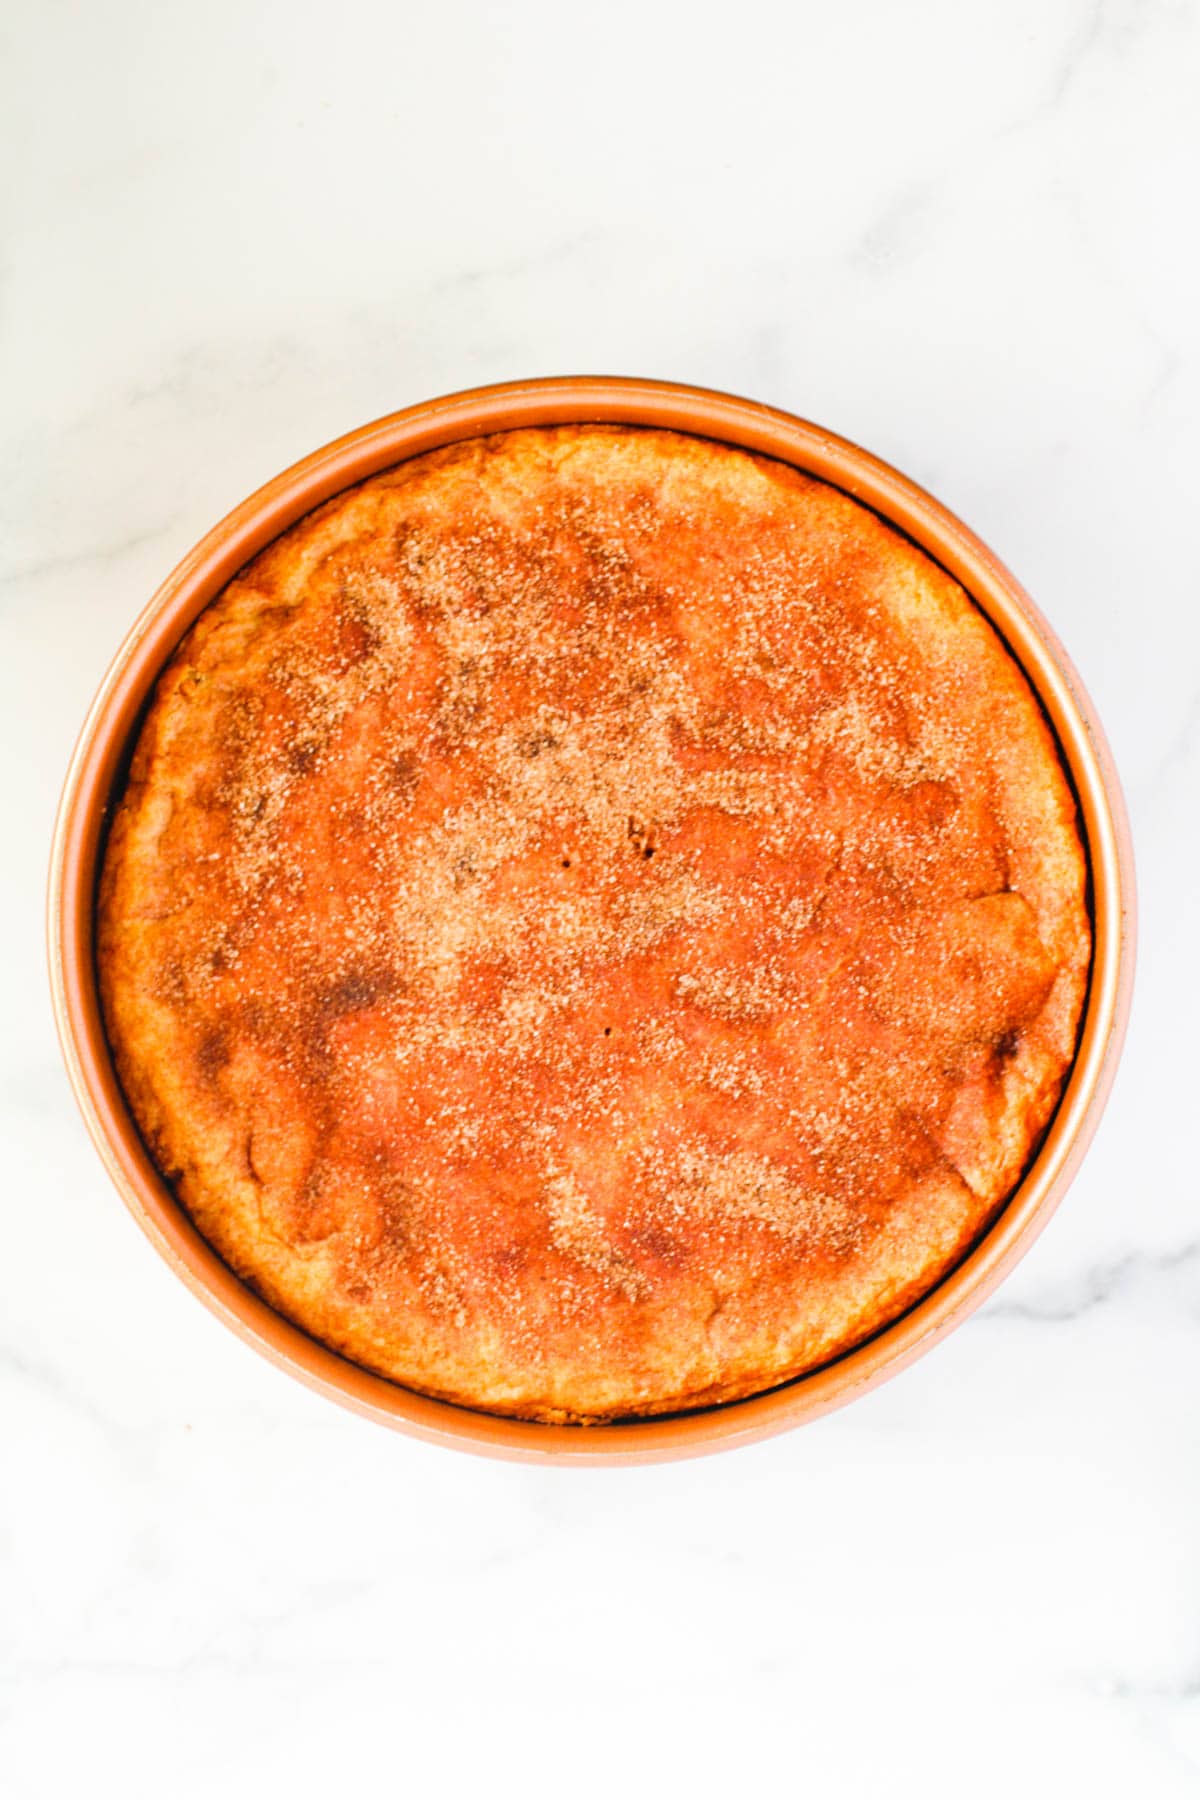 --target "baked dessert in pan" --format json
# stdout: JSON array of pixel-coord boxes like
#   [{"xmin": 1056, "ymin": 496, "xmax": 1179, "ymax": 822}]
[{"xmin": 98, "ymin": 425, "xmax": 1090, "ymax": 1421}]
